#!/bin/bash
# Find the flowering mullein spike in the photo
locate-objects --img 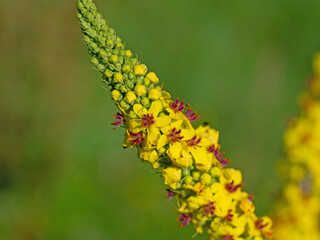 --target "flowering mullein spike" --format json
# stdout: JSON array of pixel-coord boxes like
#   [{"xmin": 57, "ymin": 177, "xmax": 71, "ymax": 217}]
[
  {"xmin": 273, "ymin": 54, "xmax": 320, "ymax": 240},
  {"xmin": 77, "ymin": 1, "xmax": 273, "ymax": 239}
]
